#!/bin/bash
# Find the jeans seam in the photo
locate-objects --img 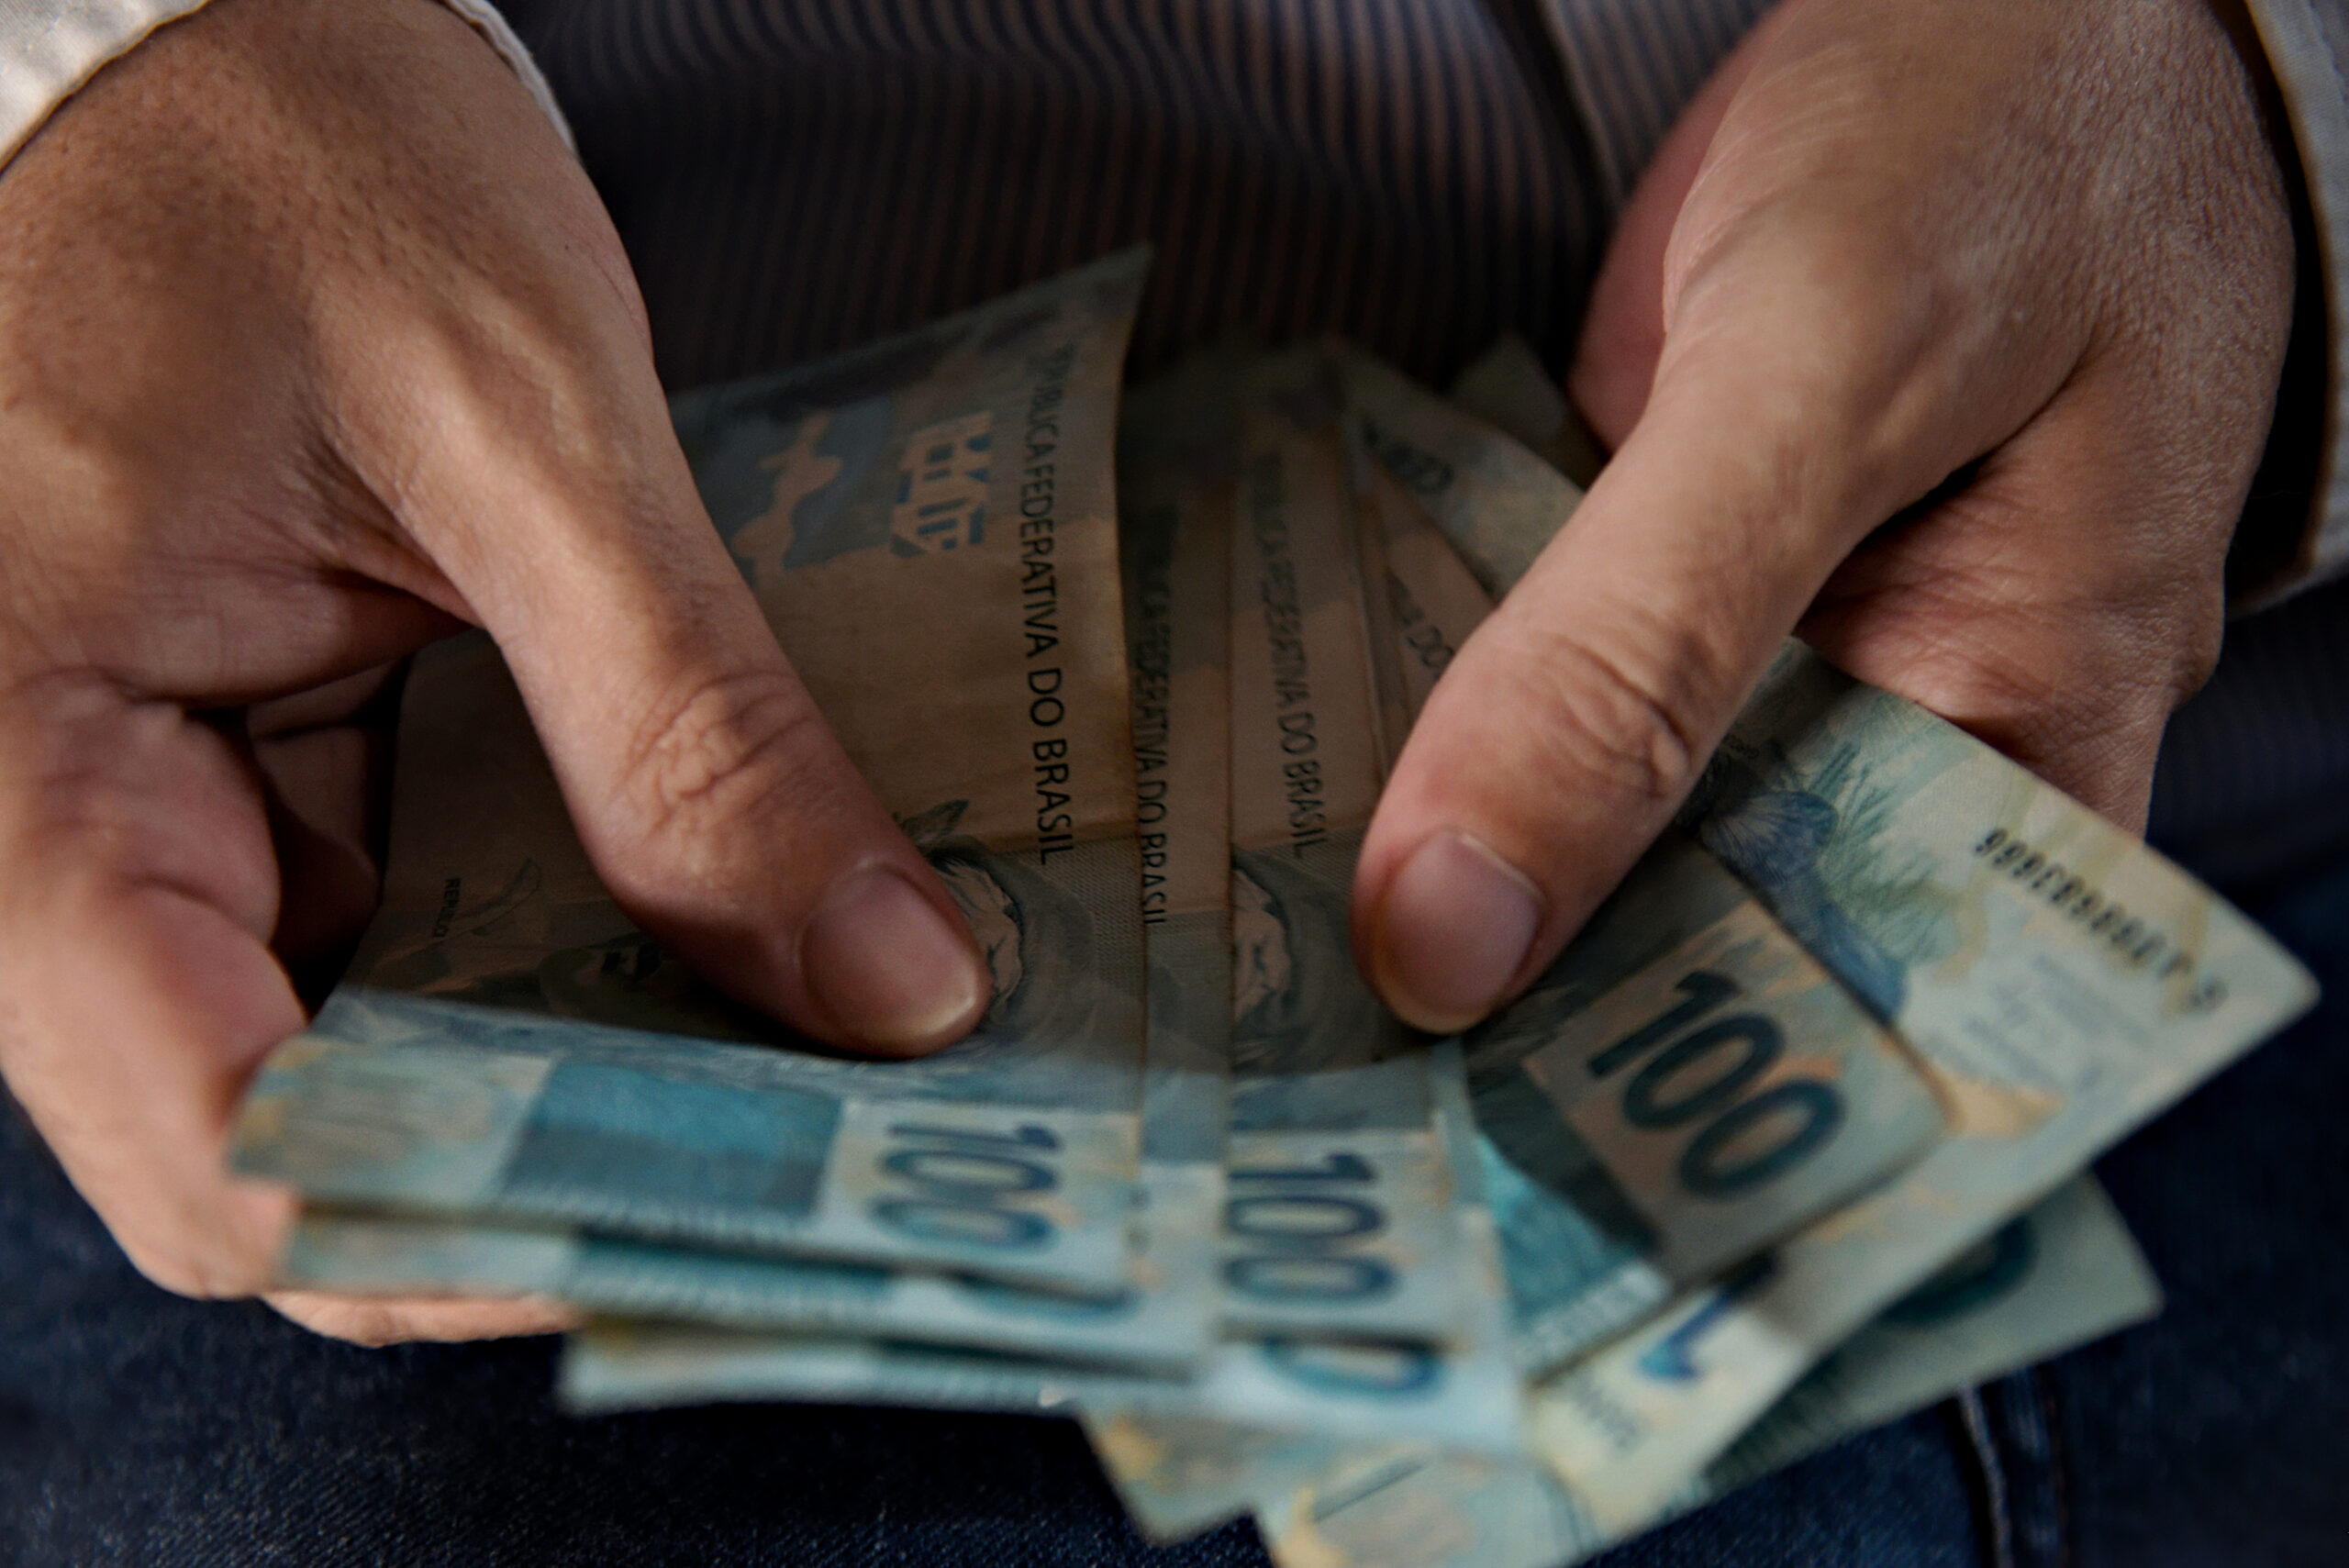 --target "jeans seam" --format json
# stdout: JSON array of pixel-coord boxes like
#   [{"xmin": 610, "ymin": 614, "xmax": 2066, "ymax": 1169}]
[
  {"xmin": 1954, "ymin": 1388, "xmax": 2019, "ymax": 1568},
  {"xmin": 2032, "ymin": 1367, "xmax": 2076, "ymax": 1568}
]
